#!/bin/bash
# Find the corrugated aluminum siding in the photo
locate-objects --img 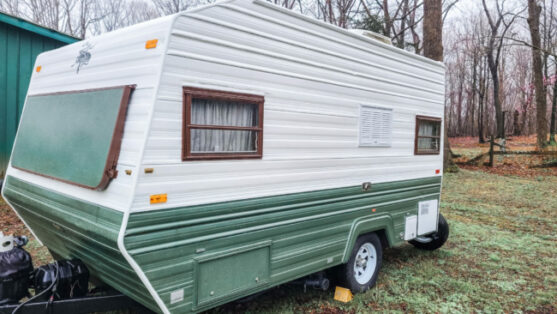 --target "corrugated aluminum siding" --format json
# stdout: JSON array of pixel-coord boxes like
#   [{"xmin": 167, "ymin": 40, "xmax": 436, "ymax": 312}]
[
  {"xmin": 134, "ymin": 0, "xmax": 445, "ymax": 211},
  {"xmin": 0, "ymin": 19, "xmax": 76, "ymax": 176}
]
